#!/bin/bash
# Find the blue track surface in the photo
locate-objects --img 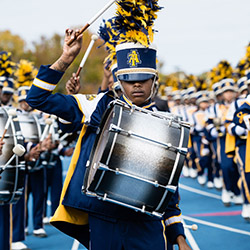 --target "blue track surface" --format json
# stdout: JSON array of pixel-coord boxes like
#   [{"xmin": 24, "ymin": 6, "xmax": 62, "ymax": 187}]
[{"xmin": 22, "ymin": 159, "xmax": 250, "ymax": 250}]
